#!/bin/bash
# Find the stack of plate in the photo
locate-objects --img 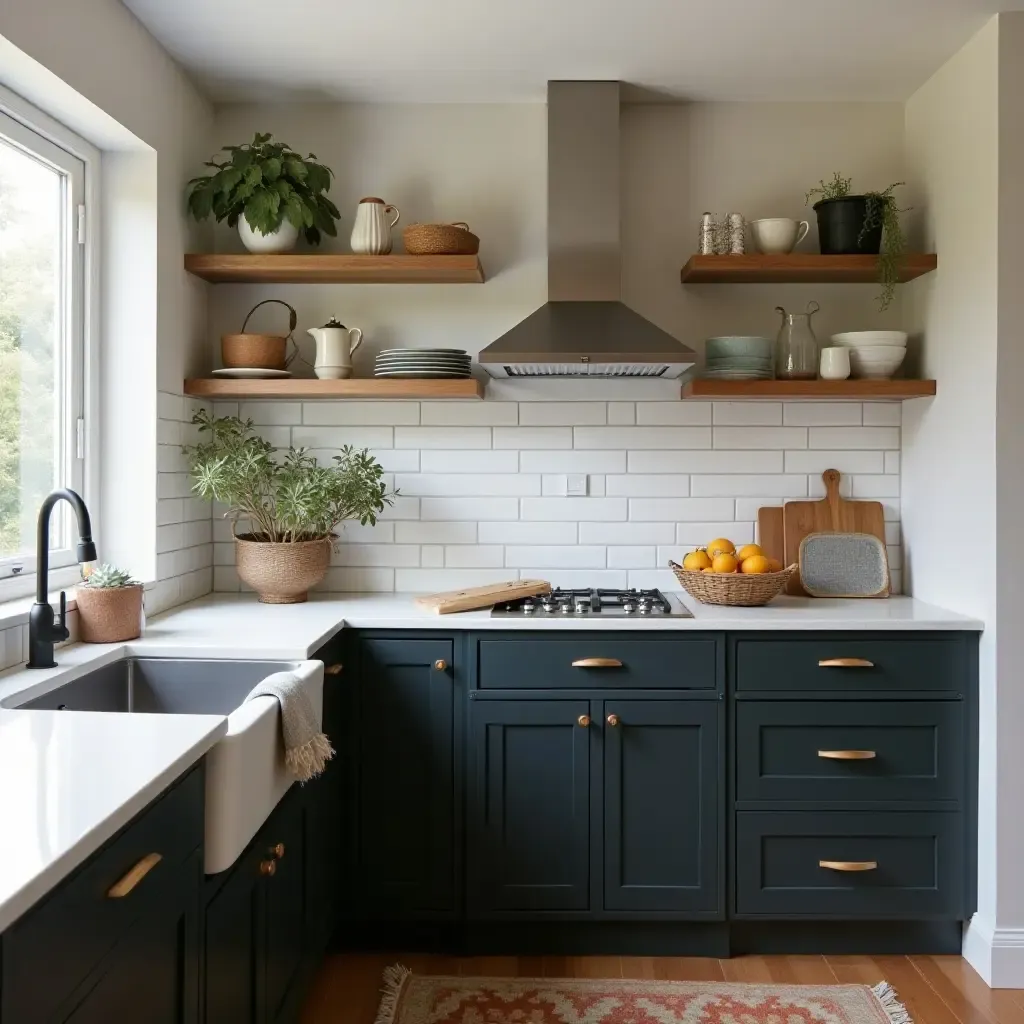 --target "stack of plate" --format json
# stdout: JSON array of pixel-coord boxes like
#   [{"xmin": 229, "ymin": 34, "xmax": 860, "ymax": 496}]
[
  {"xmin": 374, "ymin": 348, "xmax": 472, "ymax": 379},
  {"xmin": 702, "ymin": 336, "xmax": 774, "ymax": 380}
]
